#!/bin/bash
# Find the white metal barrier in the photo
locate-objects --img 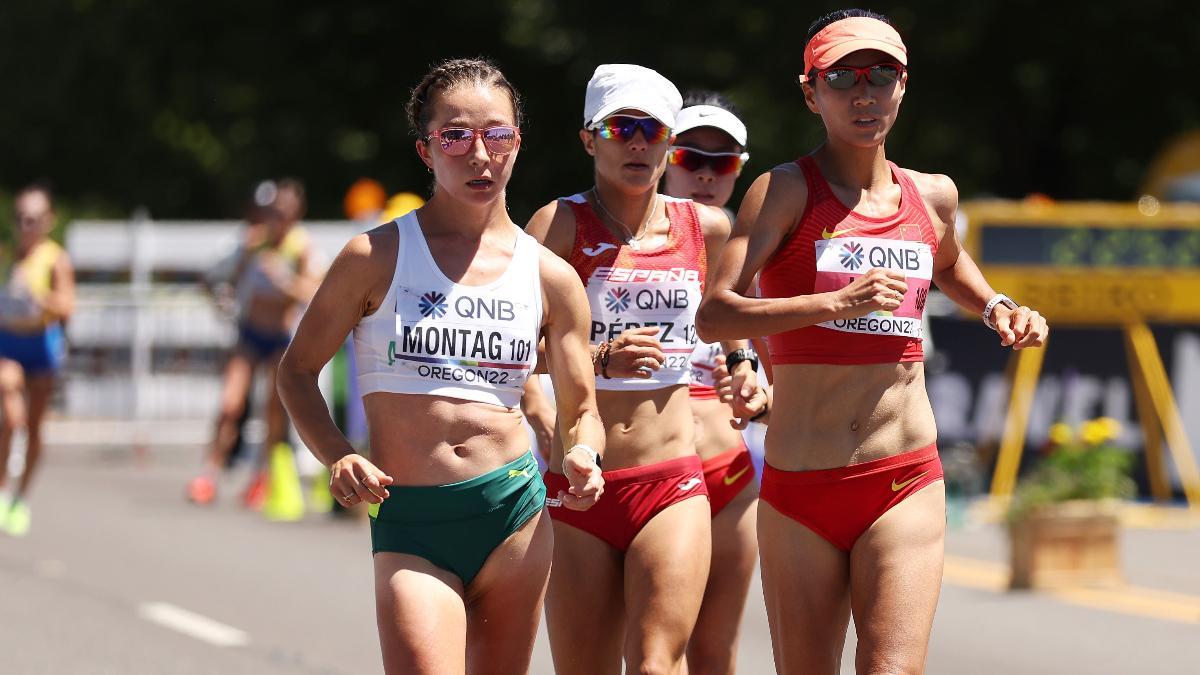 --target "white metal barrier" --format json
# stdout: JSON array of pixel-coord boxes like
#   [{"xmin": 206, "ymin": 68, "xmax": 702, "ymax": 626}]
[{"xmin": 49, "ymin": 217, "xmax": 359, "ymax": 445}]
